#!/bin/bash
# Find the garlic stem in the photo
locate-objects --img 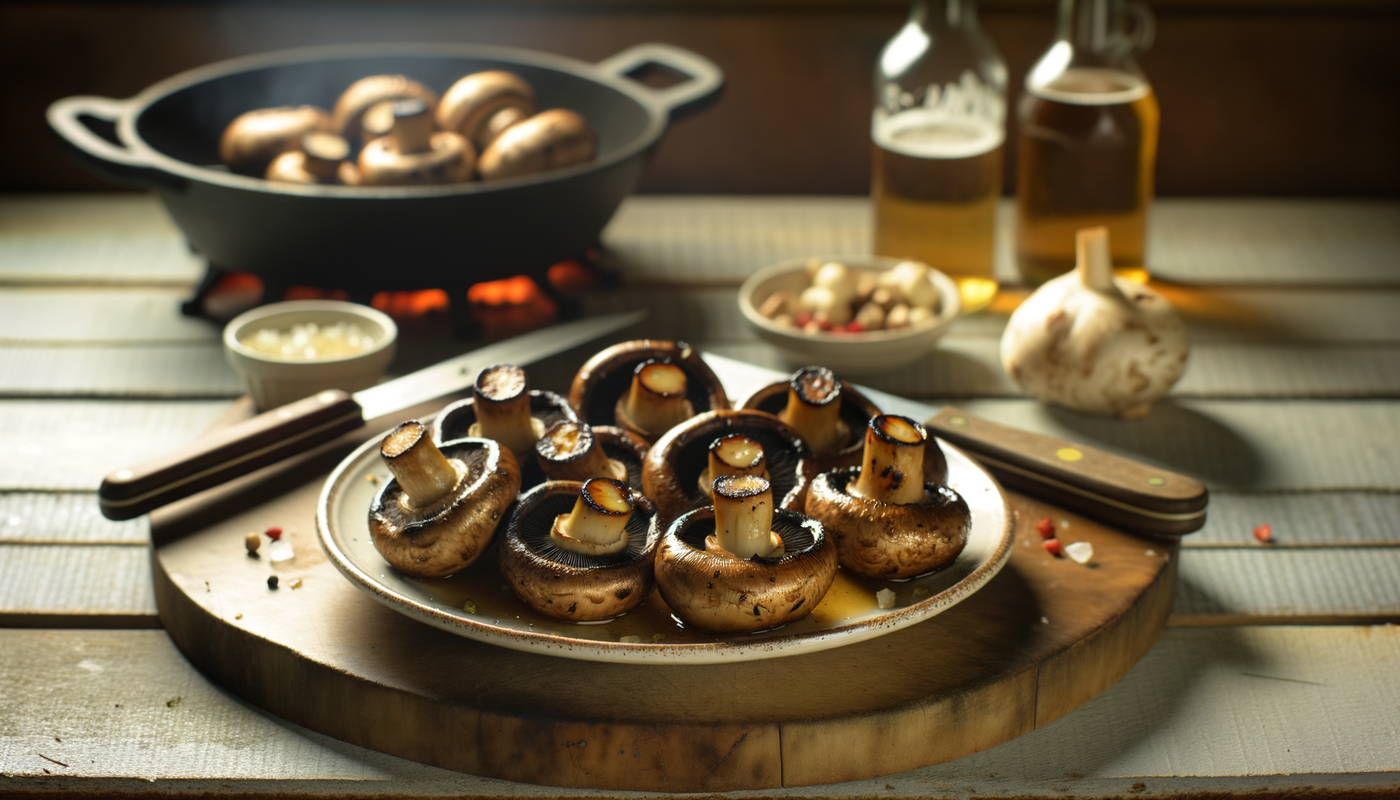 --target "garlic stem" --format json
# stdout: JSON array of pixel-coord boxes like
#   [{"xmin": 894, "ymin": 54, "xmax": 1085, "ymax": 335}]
[
  {"xmin": 777, "ymin": 366, "xmax": 846, "ymax": 453},
  {"xmin": 535, "ymin": 421, "xmax": 620, "ymax": 482},
  {"xmin": 1076, "ymin": 226, "xmax": 1115, "ymax": 292},
  {"xmin": 551, "ymin": 477, "xmax": 633, "ymax": 555},
  {"xmin": 391, "ymin": 98, "xmax": 433, "ymax": 154},
  {"xmin": 624, "ymin": 359, "xmax": 692, "ymax": 435},
  {"xmin": 472, "ymin": 364, "xmax": 540, "ymax": 455},
  {"xmin": 708, "ymin": 434, "xmax": 766, "ymax": 482},
  {"xmin": 851, "ymin": 415, "xmax": 927, "ymax": 506},
  {"xmin": 712, "ymin": 474, "xmax": 780, "ymax": 559},
  {"xmin": 380, "ymin": 420, "xmax": 461, "ymax": 508}
]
